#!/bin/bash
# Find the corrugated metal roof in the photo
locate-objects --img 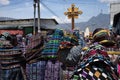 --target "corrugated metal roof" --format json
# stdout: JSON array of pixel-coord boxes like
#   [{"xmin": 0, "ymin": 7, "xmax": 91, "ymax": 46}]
[{"xmin": 0, "ymin": 18, "xmax": 58, "ymax": 29}]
